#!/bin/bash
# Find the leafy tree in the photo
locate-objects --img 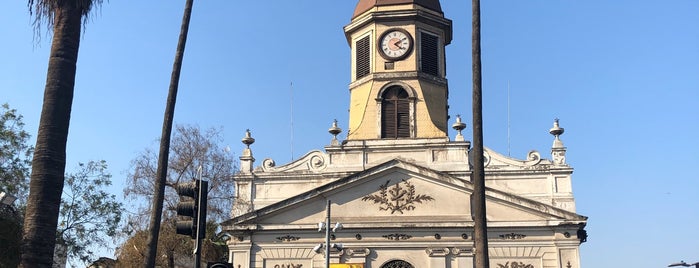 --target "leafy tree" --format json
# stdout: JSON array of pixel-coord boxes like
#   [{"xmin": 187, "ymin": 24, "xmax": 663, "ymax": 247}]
[
  {"xmin": 56, "ymin": 160, "xmax": 123, "ymax": 268},
  {"xmin": 116, "ymin": 222, "xmax": 189, "ymax": 268},
  {"xmin": 124, "ymin": 124, "xmax": 236, "ymax": 266},
  {"xmin": 0, "ymin": 103, "xmax": 33, "ymax": 205},
  {"xmin": 115, "ymin": 219, "xmax": 225, "ymax": 268},
  {"xmin": 1, "ymin": 105, "xmax": 121, "ymax": 267},
  {"xmin": 125, "ymin": 124, "xmax": 237, "ymax": 224},
  {"xmin": 0, "ymin": 206, "xmax": 22, "ymax": 268},
  {"xmin": 23, "ymin": 0, "xmax": 105, "ymax": 266},
  {"xmin": 0, "ymin": 103, "xmax": 32, "ymax": 268}
]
